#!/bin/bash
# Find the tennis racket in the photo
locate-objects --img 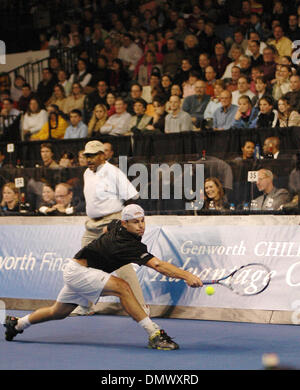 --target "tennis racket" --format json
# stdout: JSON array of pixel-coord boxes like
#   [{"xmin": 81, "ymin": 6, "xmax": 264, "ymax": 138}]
[{"xmin": 202, "ymin": 263, "xmax": 271, "ymax": 296}]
